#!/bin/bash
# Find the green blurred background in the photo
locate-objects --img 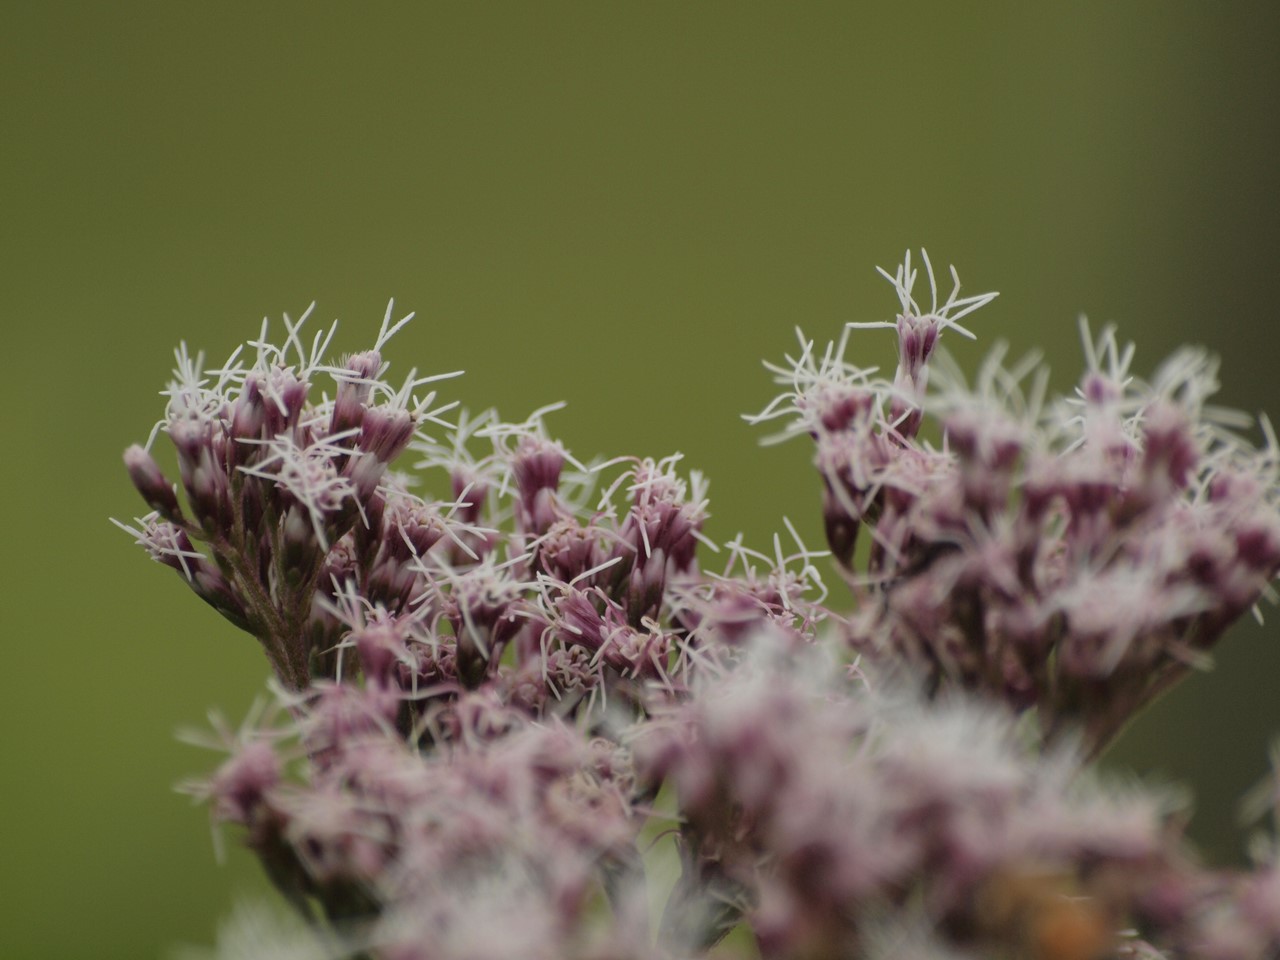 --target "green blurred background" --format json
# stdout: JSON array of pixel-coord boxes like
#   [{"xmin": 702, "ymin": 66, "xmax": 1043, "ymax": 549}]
[{"xmin": 3, "ymin": 3, "xmax": 1279, "ymax": 956}]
